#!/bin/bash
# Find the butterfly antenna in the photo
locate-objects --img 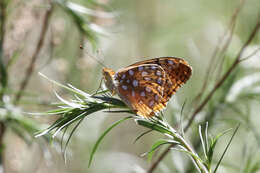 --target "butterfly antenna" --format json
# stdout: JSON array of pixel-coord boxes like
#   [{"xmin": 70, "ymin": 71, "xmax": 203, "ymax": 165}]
[{"xmin": 80, "ymin": 45, "xmax": 108, "ymax": 68}]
